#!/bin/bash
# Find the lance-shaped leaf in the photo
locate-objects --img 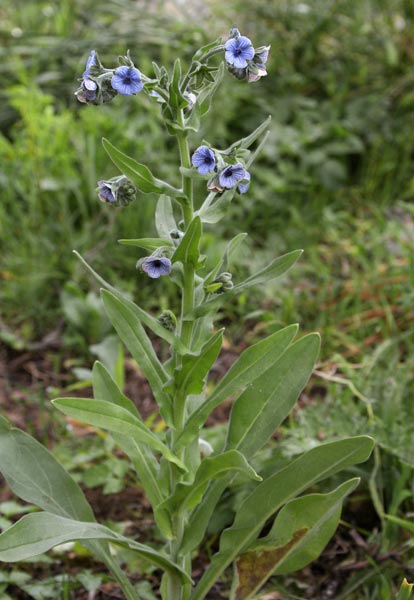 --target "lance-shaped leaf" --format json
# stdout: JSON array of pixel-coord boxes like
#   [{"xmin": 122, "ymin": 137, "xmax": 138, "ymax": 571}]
[
  {"xmin": 175, "ymin": 324, "xmax": 299, "ymax": 448},
  {"xmin": 198, "ymin": 188, "xmax": 237, "ymax": 224},
  {"xmin": 169, "ymin": 58, "xmax": 187, "ymax": 109},
  {"xmin": 397, "ymin": 579, "xmax": 414, "ymax": 600},
  {"xmin": 188, "ymin": 250, "xmax": 303, "ymax": 318},
  {"xmin": 231, "ymin": 478, "xmax": 360, "ymax": 600},
  {"xmin": 92, "ymin": 363, "xmax": 172, "ymax": 537},
  {"xmin": 118, "ymin": 238, "xmax": 174, "ymax": 251},
  {"xmin": 0, "ymin": 420, "xmax": 117, "ymax": 573},
  {"xmin": 190, "ymin": 436, "xmax": 374, "ymax": 600},
  {"xmin": 0, "ymin": 512, "xmax": 191, "ymax": 584},
  {"xmin": 204, "ymin": 233, "xmax": 248, "ymax": 286},
  {"xmin": 100, "ymin": 290, "xmax": 173, "ymax": 422},
  {"xmin": 53, "ymin": 397, "xmax": 186, "ymax": 472},
  {"xmin": 180, "ymin": 329, "xmax": 317, "ymax": 554},
  {"xmin": 0, "ymin": 421, "xmax": 95, "ymax": 522},
  {"xmin": 155, "ymin": 195, "xmax": 177, "ymax": 239},
  {"xmin": 228, "ymin": 115, "xmax": 272, "ymax": 152},
  {"xmin": 226, "ymin": 333, "xmax": 320, "ymax": 457},
  {"xmin": 102, "ymin": 138, "xmax": 182, "ymax": 198},
  {"xmin": 160, "ymin": 450, "xmax": 261, "ymax": 515},
  {"xmin": 172, "ymin": 216, "xmax": 202, "ymax": 267},
  {"xmin": 92, "ymin": 361, "xmax": 139, "ymax": 418},
  {"xmin": 174, "ymin": 329, "xmax": 224, "ymax": 397},
  {"xmin": 74, "ymin": 252, "xmax": 187, "ymax": 355},
  {"xmin": 197, "ymin": 62, "xmax": 225, "ymax": 117}
]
